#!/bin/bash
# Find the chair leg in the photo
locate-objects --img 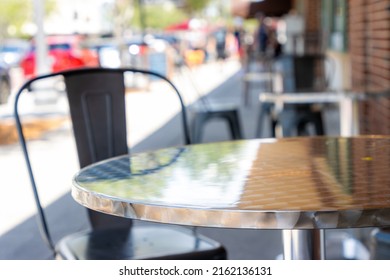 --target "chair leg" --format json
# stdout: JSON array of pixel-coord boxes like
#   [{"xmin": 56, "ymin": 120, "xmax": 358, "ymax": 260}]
[
  {"xmin": 313, "ymin": 112, "xmax": 325, "ymax": 135},
  {"xmin": 271, "ymin": 119, "xmax": 277, "ymax": 138},
  {"xmin": 256, "ymin": 107, "xmax": 265, "ymax": 138},
  {"xmin": 256, "ymin": 102, "xmax": 274, "ymax": 138},
  {"xmin": 226, "ymin": 110, "xmax": 243, "ymax": 140},
  {"xmin": 255, "ymin": 103, "xmax": 268, "ymax": 138},
  {"xmin": 192, "ymin": 114, "xmax": 208, "ymax": 144},
  {"xmin": 296, "ymin": 112, "xmax": 325, "ymax": 136},
  {"xmin": 242, "ymin": 79, "xmax": 250, "ymax": 107},
  {"xmin": 297, "ymin": 120, "xmax": 308, "ymax": 136}
]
